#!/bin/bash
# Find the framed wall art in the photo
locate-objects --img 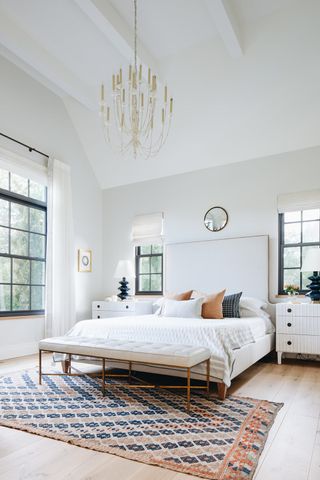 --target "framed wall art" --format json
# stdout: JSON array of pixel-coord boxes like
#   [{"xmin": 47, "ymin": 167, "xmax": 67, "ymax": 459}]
[{"xmin": 78, "ymin": 249, "xmax": 92, "ymax": 272}]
